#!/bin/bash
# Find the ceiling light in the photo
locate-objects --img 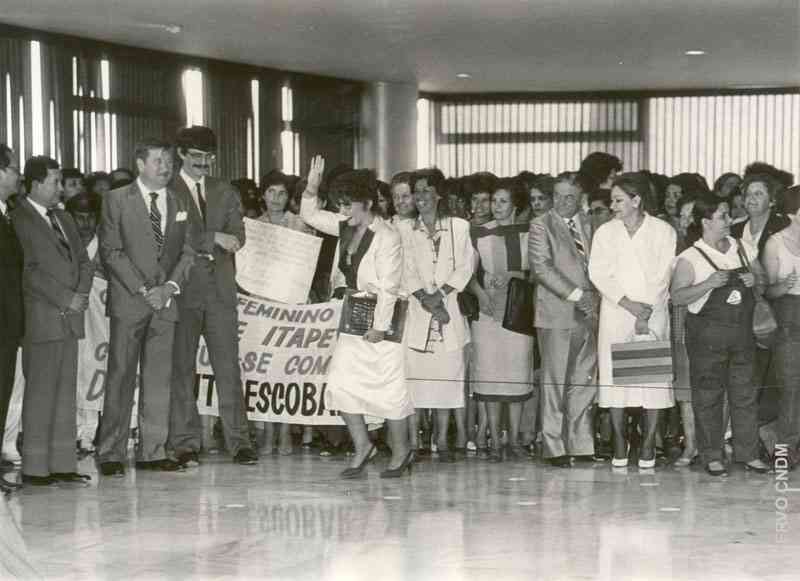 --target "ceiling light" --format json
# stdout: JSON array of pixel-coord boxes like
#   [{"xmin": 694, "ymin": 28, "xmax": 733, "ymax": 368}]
[
  {"xmin": 456, "ymin": 73, "xmax": 471, "ymax": 79},
  {"xmin": 685, "ymin": 50, "xmax": 706, "ymax": 56}
]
